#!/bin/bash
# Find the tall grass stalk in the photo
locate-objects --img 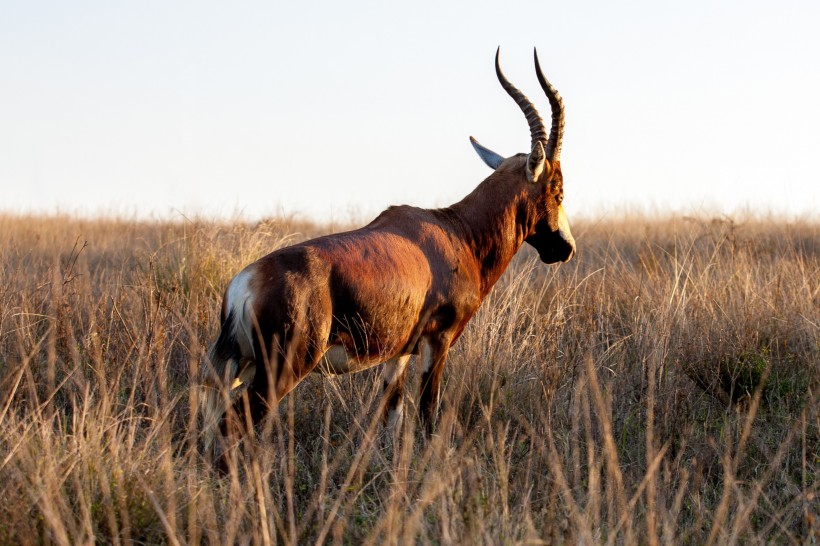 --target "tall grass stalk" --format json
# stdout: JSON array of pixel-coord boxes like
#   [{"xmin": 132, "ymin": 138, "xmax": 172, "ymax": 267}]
[{"xmin": 0, "ymin": 213, "xmax": 817, "ymax": 543}]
